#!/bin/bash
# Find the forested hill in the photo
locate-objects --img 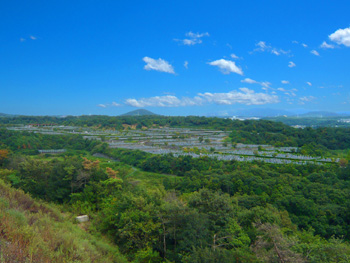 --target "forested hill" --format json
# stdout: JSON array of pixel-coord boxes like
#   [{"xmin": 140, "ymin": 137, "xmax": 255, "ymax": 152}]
[
  {"xmin": 1, "ymin": 129, "xmax": 350, "ymax": 261},
  {"xmin": 1, "ymin": 115, "xmax": 350, "ymax": 151}
]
